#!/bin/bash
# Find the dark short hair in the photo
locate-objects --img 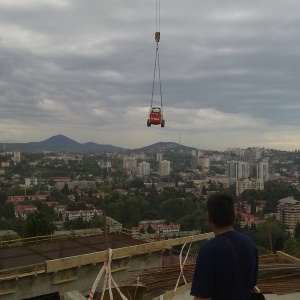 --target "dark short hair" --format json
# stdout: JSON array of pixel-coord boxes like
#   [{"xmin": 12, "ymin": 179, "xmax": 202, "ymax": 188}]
[{"xmin": 206, "ymin": 194, "xmax": 235, "ymax": 227}]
